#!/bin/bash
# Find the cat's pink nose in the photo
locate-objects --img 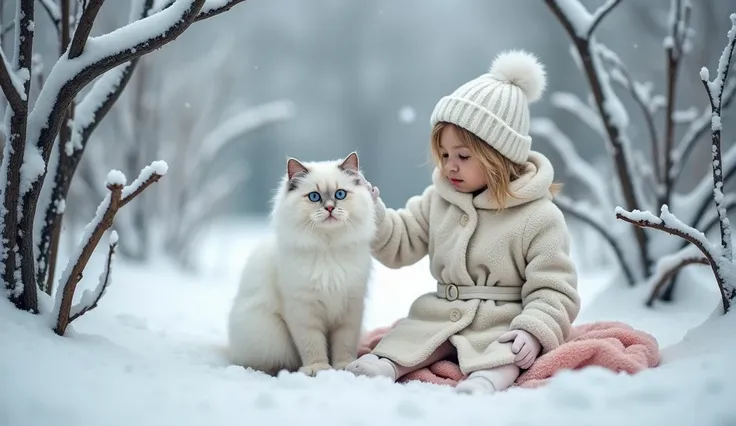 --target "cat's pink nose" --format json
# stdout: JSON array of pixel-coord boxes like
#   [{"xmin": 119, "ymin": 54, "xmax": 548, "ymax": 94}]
[{"xmin": 325, "ymin": 206, "xmax": 334, "ymax": 213}]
